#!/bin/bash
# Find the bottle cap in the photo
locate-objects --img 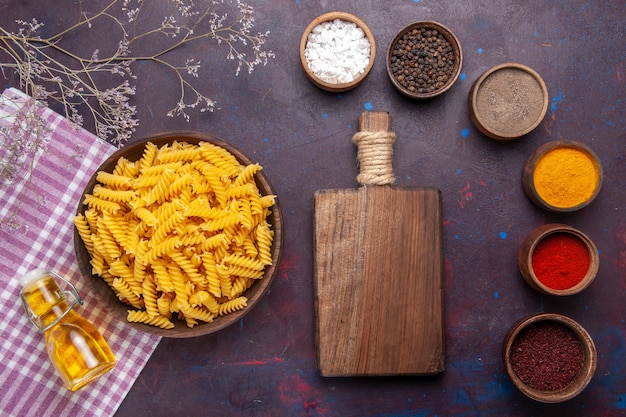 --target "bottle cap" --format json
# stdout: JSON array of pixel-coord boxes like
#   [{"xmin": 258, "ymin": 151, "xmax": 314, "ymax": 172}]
[{"xmin": 19, "ymin": 269, "xmax": 48, "ymax": 287}]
